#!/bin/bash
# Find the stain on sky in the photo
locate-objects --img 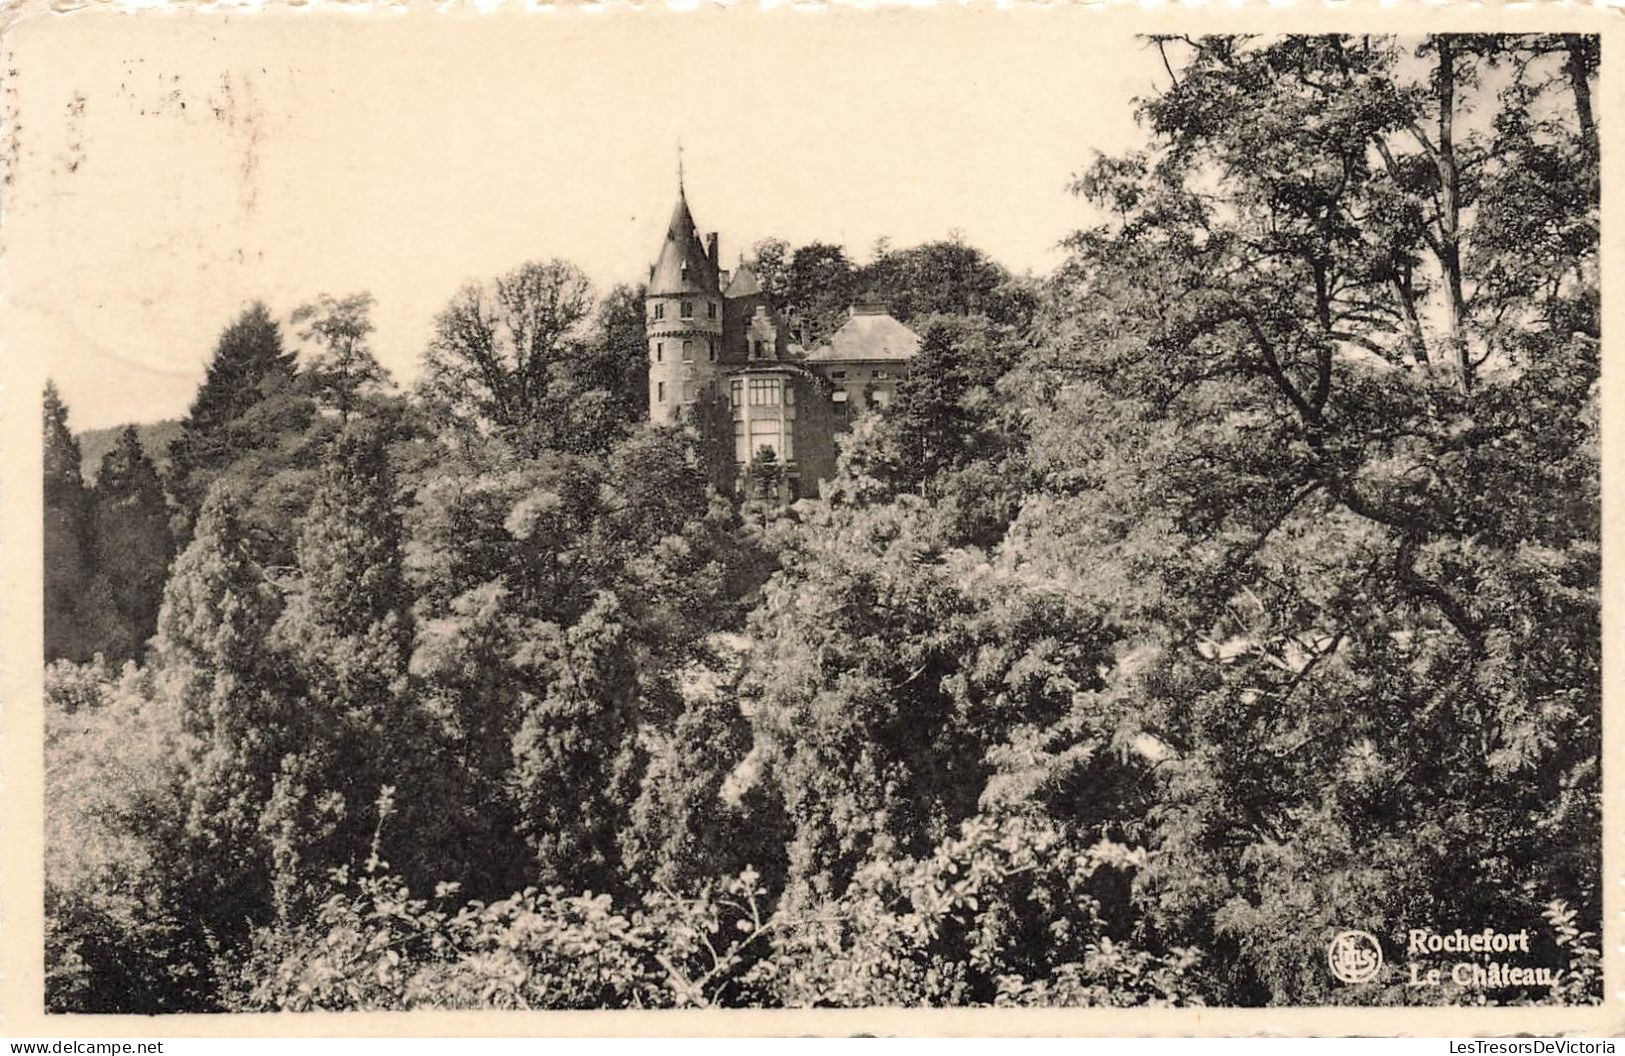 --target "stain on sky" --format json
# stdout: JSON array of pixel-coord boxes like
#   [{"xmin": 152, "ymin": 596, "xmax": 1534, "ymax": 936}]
[
  {"xmin": 60, "ymin": 90, "xmax": 85, "ymax": 174},
  {"xmin": 105, "ymin": 58, "xmax": 279, "ymax": 216}
]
